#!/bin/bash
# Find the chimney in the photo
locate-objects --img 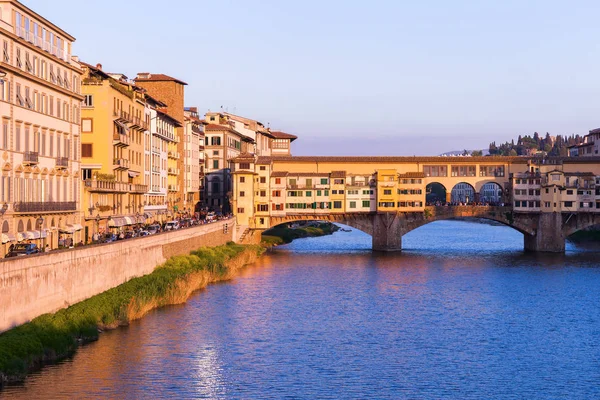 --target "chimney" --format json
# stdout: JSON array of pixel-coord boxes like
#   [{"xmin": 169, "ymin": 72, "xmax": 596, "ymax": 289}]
[{"xmin": 96, "ymin": 63, "xmax": 102, "ymax": 70}]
